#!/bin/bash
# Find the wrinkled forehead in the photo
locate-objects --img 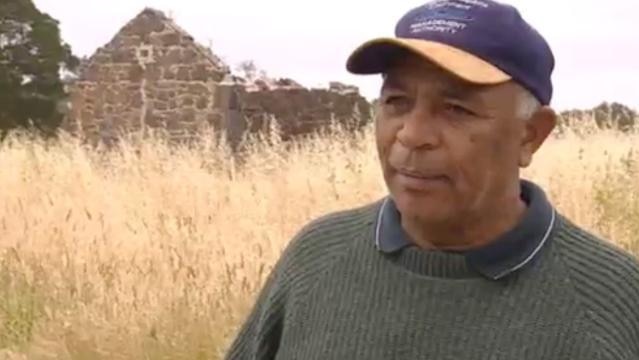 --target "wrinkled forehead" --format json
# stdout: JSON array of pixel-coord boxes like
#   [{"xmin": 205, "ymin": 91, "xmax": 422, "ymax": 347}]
[
  {"xmin": 381, "ymin": 65, "xmax": 484, "ymax": 98},
  {"xmin": 380, "ymin": 54, "xmax": 507, "ymax": 99}
]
